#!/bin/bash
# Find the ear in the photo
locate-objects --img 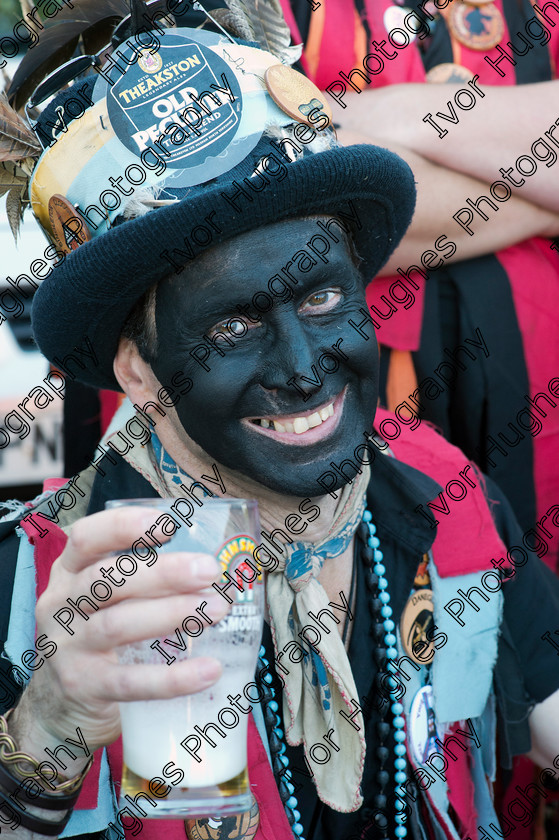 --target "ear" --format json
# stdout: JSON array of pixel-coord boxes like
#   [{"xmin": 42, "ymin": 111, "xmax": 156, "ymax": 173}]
[{"xmin": 113, "ymin": 337, "xmax": 160, "ymax": 405}]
